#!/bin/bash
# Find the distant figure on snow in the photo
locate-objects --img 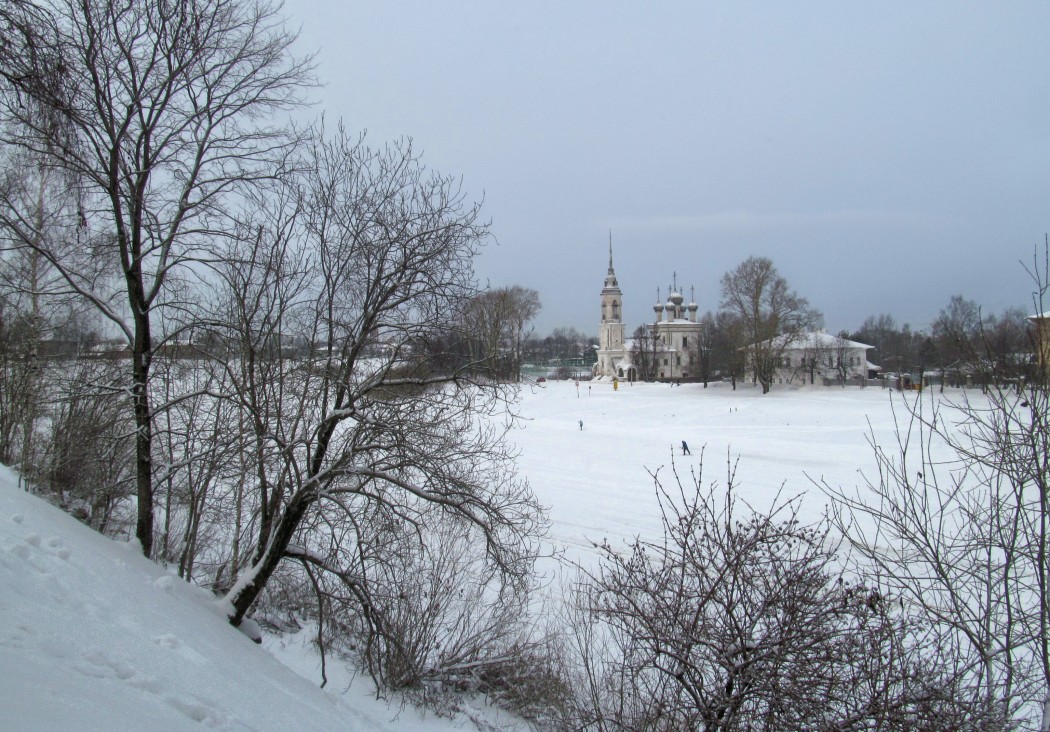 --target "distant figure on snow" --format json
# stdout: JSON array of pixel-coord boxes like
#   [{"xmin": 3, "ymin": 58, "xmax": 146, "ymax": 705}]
[
  {"xmin": 681, "ymin": 440, "xmax": 691, "ymax": 455},
  {"xmin": 579, "ymin": 420, "xmax": 584, "ymax": 431}
]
